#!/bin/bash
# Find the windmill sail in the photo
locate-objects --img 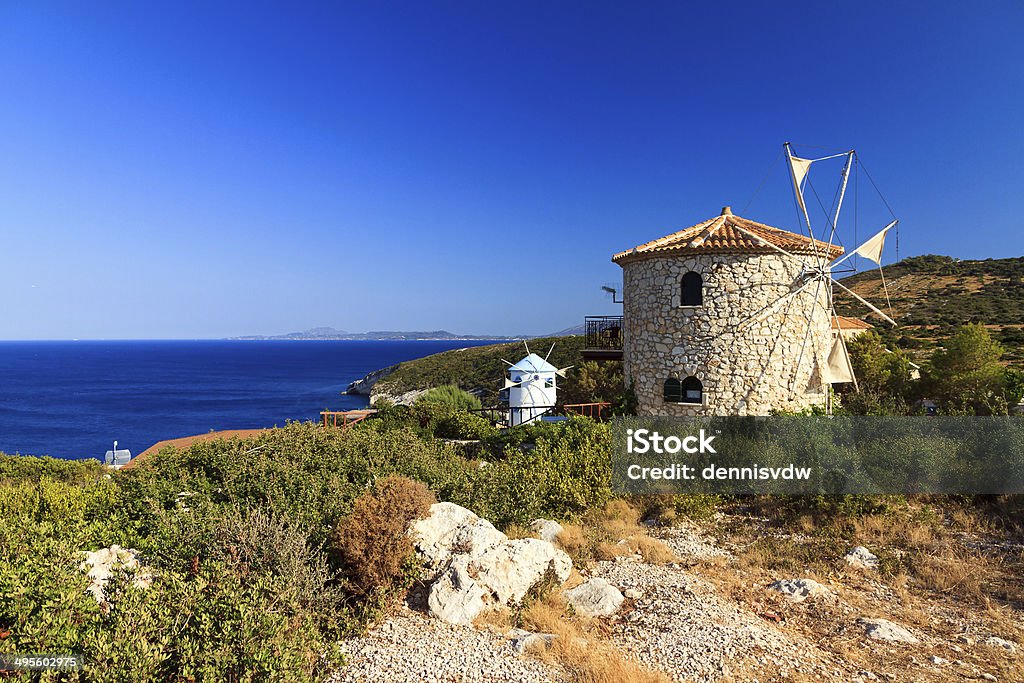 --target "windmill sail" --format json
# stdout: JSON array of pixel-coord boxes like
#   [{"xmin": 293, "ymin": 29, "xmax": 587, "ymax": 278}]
[
  {"xmin": 788, "ymin": 155, "xmax": 814, "ymax": 217},
  {"xmin": 825, "ymin": 336, "xmax": 856, "ymax": 384},
  {"xmin": 833, "ymin": 220, "xmax": 897, "ymax": 267}
]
